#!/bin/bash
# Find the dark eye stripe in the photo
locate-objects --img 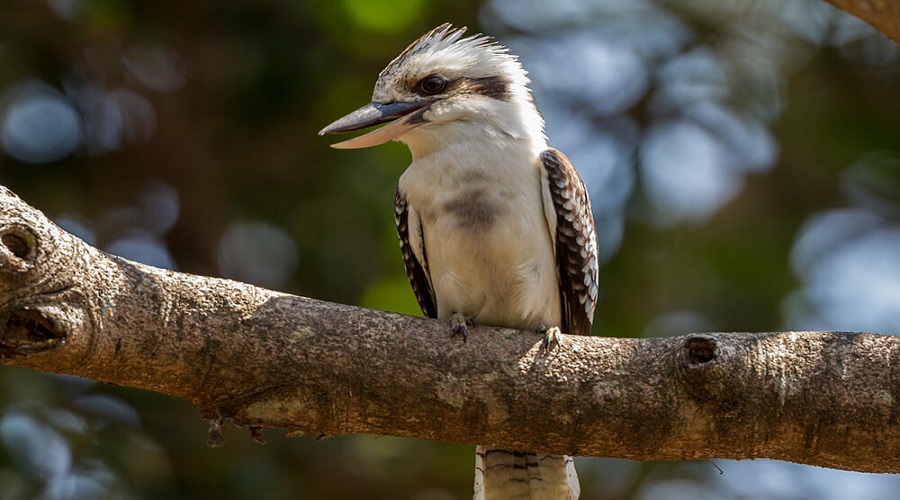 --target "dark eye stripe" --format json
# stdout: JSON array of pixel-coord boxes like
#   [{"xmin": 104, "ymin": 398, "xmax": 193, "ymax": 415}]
[
  {"xmin": 450, "ymin": 76, "xmax": 511, "ymax": 101},
  {"xmin": 411, "ymin": 75, "xmax": 512, "ymax": 101}
]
